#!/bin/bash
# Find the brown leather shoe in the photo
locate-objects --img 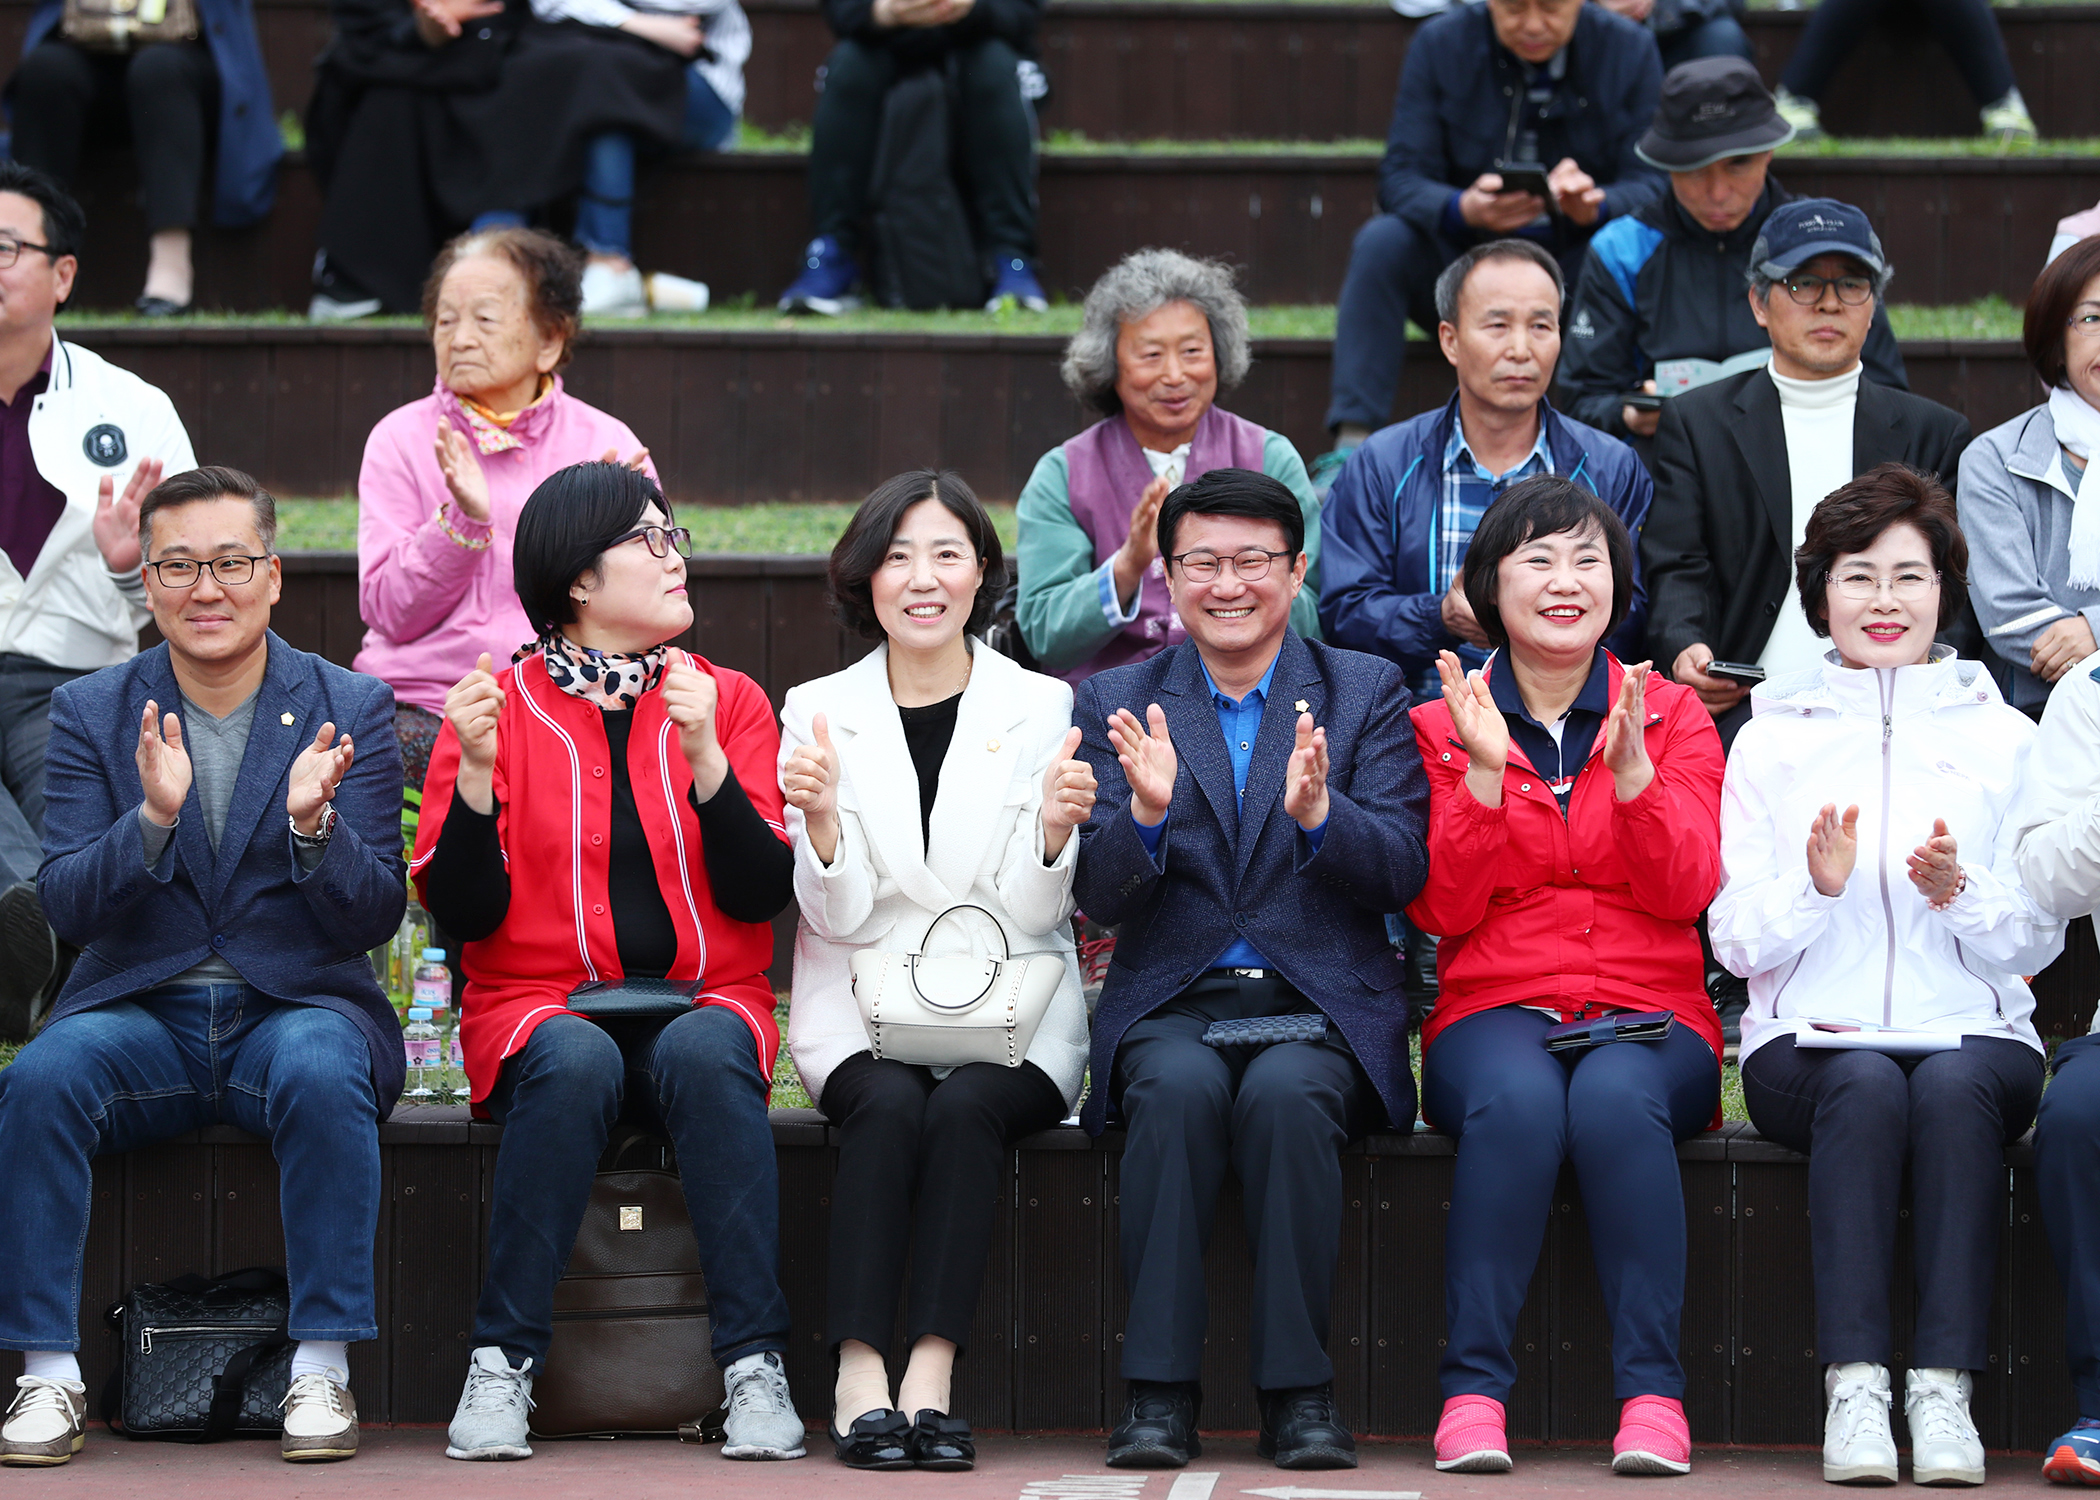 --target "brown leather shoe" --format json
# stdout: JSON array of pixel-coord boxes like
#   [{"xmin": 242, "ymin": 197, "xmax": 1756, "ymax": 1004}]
[
  {"xmin": 1, "ymin": 1376, "xmax": 87, "ymax": 1466},
  {"xmin": 280, "ymin": 1373, "xmax": 358, "ymax": 1462}
]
